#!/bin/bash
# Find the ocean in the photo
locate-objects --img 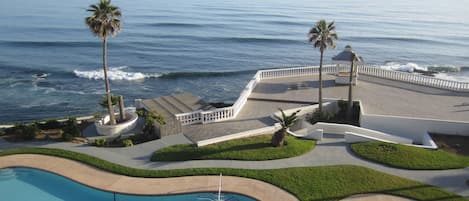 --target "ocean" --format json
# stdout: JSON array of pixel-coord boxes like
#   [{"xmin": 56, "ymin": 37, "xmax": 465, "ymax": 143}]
[{"xmin": 1, "ymin": 0, "xmax": 468, "ymax": 123}]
